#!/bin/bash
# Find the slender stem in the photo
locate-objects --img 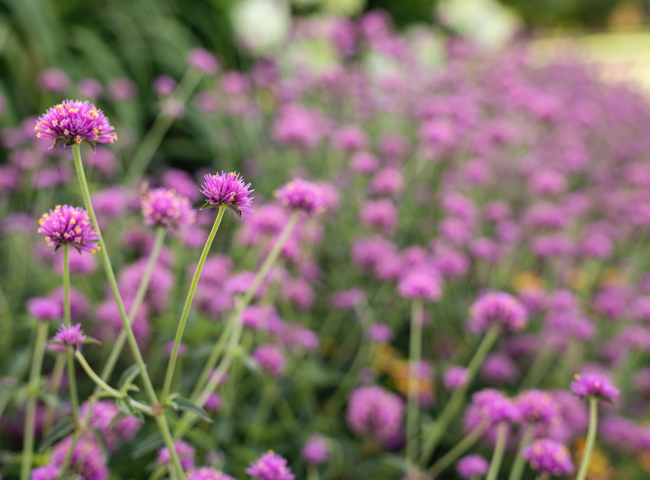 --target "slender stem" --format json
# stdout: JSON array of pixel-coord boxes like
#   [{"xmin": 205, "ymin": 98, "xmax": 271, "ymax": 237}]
[
  {"xmin": 19, "ymin": 322, "xmax": 49, "ymax": 480},
  {"xmin": 420, "ymin": 325, "xmax": 500, "ymax": 466},
  {"xmin": 428, "ymin": 423, "xmax": 488, "ymax": 476},
  {"xmin": 162, "ymin": 206, "xmax": 226, "ymax": 400},
  {"xmin": 75, "ymin": 351, "xmax": 122, "ymax": 398},
  {"xmin": 62, "ymin": 246, "xmax": 79, "ymax": 422},
  {"xmin": 245, "ymin": 379, "xmax": 276, "ymax": 444},
  {"xmin": 307, "ymin": 463, "xmax": 319, "ymax": 480},
  {"xmin": 575, "ymin": 397, "xmax": 598, "ymax": 480},
  {"xmin": 97, "ymin": 227, "xmax": 166, "ymax": 391},
  {"xmin": 406, "ymin": 300, "xmax": 423, "ymax": 472},
  {"xmin": 486, "ymin": 422, "xmax": 508, "ymax": 480},
  {"xmin": 71, "ymin": 144, "xmax": 184, "ymax": 479},
  {"xmin": 56, "ymin": 430, "xmax": 81, "ymax": 480},
  {"xmin": 508, "ymin": 424, "xmax": 535, "ymax": 480},
  {"xmin": 43, "ymin": 354, "xmax": 66, "ymax": 435}
]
